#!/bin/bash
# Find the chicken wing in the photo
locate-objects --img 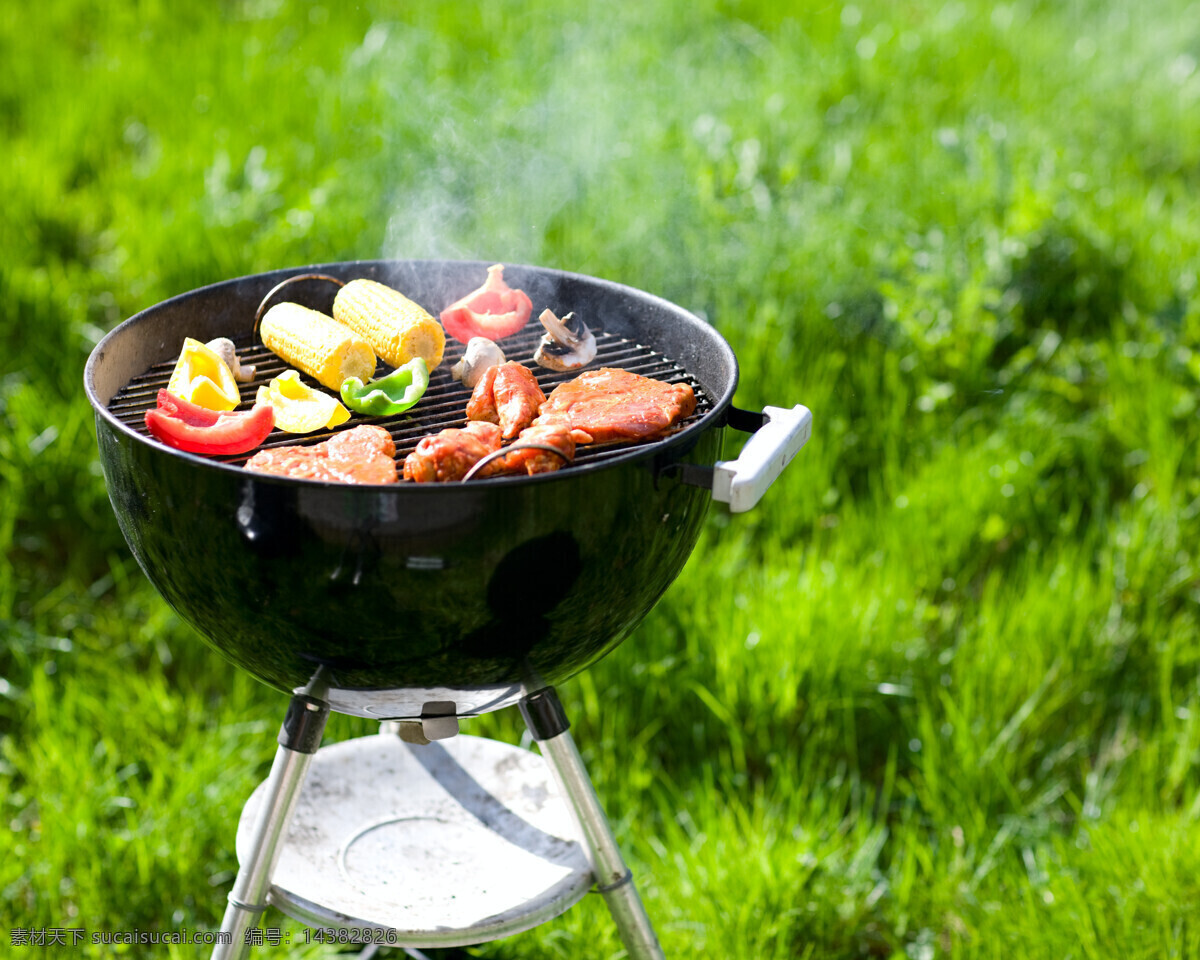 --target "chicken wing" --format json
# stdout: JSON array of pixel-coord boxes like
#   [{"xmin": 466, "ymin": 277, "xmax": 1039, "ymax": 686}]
[
  {"xmin": 499, "ymin": 422, "xmax": 578, "ymax": 476},
  {"xmin": 465, "ymin": 361, "xmax": 547, "ymax": 439},
  {"xmin": 402, "ymin": 421, "xmax": 505, "ymax": 483}
]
